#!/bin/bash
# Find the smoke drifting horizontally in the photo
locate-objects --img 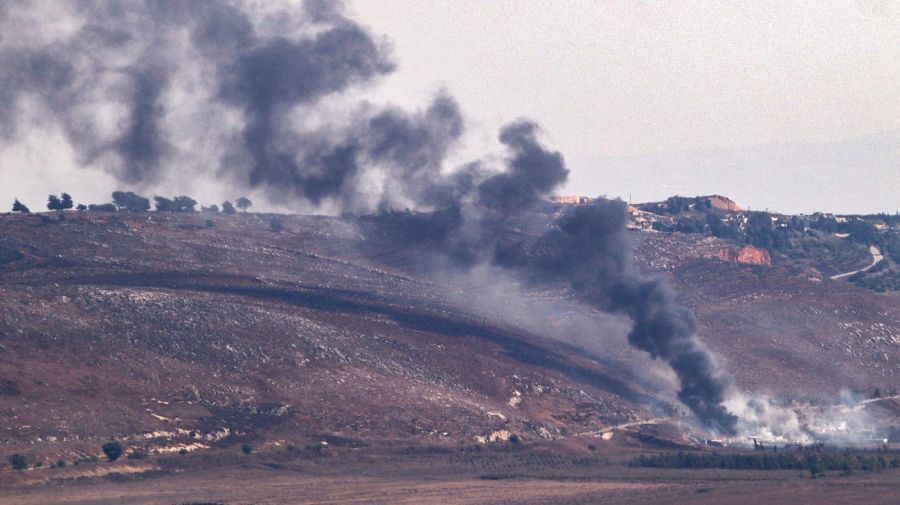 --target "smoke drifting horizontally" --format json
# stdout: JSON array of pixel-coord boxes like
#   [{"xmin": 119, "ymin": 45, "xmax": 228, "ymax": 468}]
[{"xmin": 0, "ymin": 0, "xmax": 738, "ymax": 433}]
